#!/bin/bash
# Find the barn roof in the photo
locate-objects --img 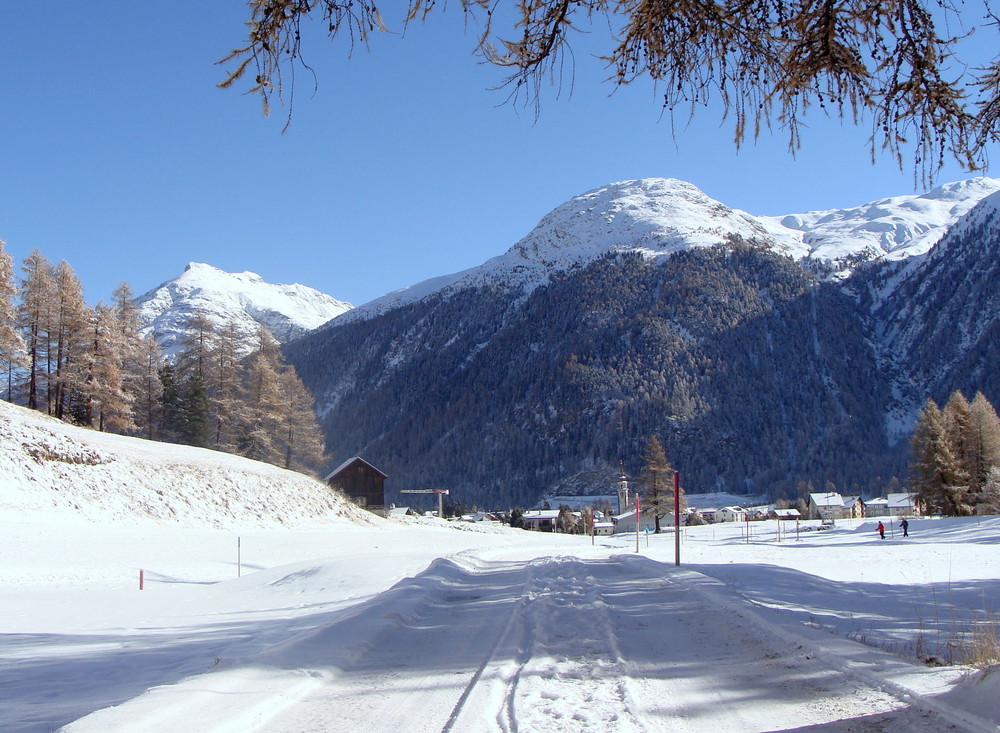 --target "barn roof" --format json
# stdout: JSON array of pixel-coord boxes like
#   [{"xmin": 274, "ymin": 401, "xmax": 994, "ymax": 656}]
[{"xmin": 323, "ymin": 456, "xmax": 388, "ymax": 482}]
